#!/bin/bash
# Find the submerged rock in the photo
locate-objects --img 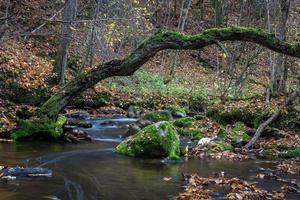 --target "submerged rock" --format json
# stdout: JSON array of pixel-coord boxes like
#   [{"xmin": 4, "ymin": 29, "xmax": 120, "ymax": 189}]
[
  {"xmin": 67, "ymin": 118, "xmax": 92, "ymax": 128},
  {"xmin": 0, "ymin": 166, "xmax": 52, "ymax": 179},
  {"xmin": 116, "ymin": 122, "xmax": 181, "ymax": 160},
  {"xmin": 123, "ymin": 125, "xmax": 141, "ymax": 138},
  {"xmin": 65, "ymin": 111, "xmax": 90, "ymax": 120},
  {"xmin": 64, "ymin": 127, "xmax": 91, "ymax": 142}
]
